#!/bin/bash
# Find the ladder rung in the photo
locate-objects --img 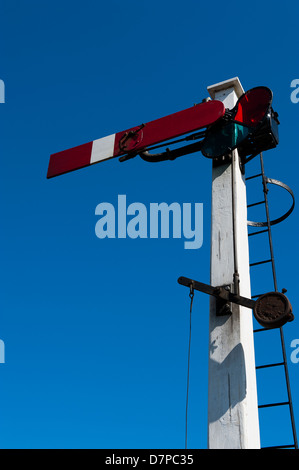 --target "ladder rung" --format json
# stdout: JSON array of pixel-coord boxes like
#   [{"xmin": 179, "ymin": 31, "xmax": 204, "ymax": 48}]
[
  {"xmin": 248, "ymin": 229, "xmax": 269, "ymax": 237},
  {"xmin": 250, "ymin": 259, "xmax": 272, "ymax": 267},
  {"xmin": 247, "ymin": 201, "xmax": 265, "ymax": 208},
  {"xmin": 258, "ymin": 401, "xmax": 289, "ymax": 409},
  {"xmin": 256, "ymin": 362, "xmax": 285, "ymax": 370},
  {"xmin": 245, "ymin": 173, "xmax": 263, "ymax": 181}
]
